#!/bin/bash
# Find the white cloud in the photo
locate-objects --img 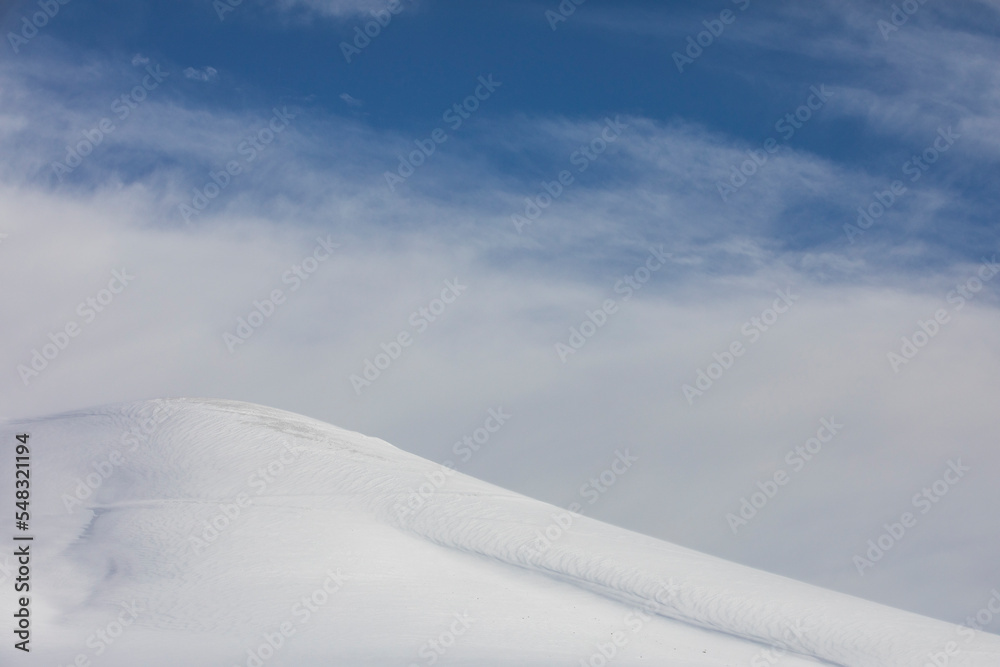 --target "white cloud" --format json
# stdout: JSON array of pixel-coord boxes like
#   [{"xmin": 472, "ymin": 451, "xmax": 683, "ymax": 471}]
[
  {"xmin": 586, "ymin": 0, "xmax": 1000, "ymax": 161},
  {"xmin": 183, "ymin": 66, "xmax": 219, "ymax": 82},
  {"xmin": 276, "ymin": 0, "xmax": 396, "ymax": 18},
  {"xmin": 339, "ymin": 92, "xmax": 363, "ymax": 107}
]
